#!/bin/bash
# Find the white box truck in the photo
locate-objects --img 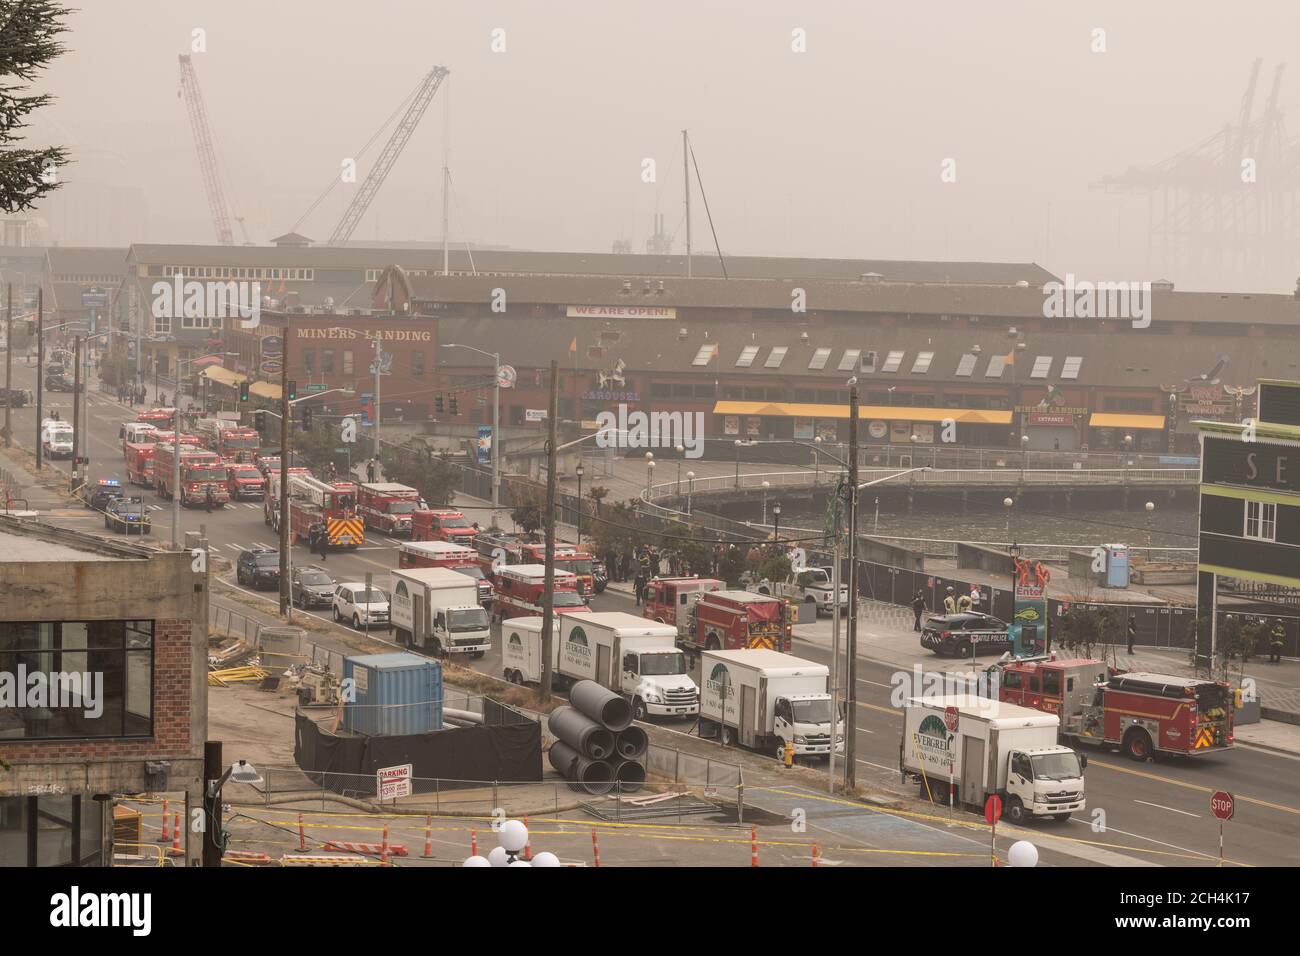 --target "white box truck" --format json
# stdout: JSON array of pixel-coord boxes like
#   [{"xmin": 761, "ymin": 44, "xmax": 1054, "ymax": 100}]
[
  {"xmin": 550, "ymin": 611, "xmax": 699, "ymax": 718},
  {"xmin": 391, "ymin": 566, "xmax": 491, "ymax": 657},
  {"xmin": 501, "ymin": 616, "xmax": 556, "ymax": 687},
  {"xmin": 699, "ymin": 649, "xmax": 844, "ymax": 760},
  {"xmin": 899, "ymin": 695, "xmax": 1087, "ymax": 824}
]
